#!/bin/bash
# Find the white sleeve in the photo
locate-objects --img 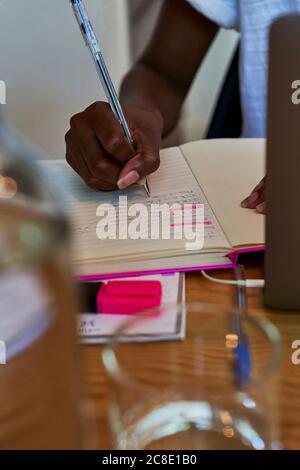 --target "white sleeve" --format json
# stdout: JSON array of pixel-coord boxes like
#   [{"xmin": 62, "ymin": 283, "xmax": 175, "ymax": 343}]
[{"xmin": 186, "ymin": 0, "xmax": 239, "ymax": 30}]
